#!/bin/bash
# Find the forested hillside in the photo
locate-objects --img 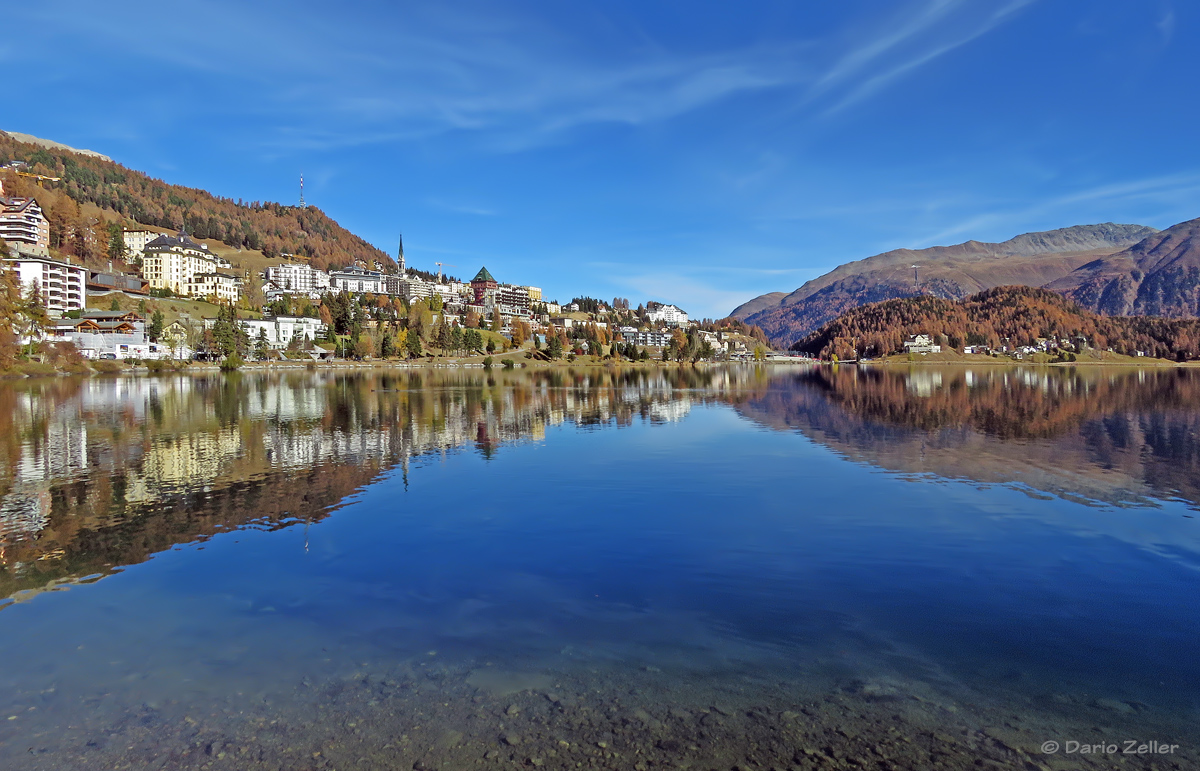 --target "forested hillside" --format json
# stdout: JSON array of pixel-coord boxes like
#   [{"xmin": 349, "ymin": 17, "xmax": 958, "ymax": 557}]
[
  {"xmin": 794, "ymin": 286, "xmax": 1200, "ymax": 361},
  {"xmin": 0, "ymin": 132, "xmax": 392, "ymax": 273}
]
